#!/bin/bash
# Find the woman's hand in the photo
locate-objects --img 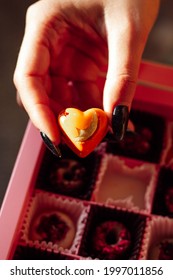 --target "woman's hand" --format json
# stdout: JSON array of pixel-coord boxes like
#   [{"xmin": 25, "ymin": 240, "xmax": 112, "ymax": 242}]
[{"xmin": 14, "ymin": 0, "xmax": 160, "ymax": 144}]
